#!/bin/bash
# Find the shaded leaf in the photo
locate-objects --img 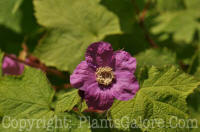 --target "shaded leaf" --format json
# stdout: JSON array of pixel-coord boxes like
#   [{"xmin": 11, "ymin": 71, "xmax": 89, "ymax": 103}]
[
  {"xmin": 151, "ymin": 0, "xmax": 200, "ymax": 43},
  {"xmin": 33, "ymin": 0, "xmax": 121, "ymax": 72},
  {"xmin": 135, "ymin": 48, "xmax": 177, "ymax": 69}
]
